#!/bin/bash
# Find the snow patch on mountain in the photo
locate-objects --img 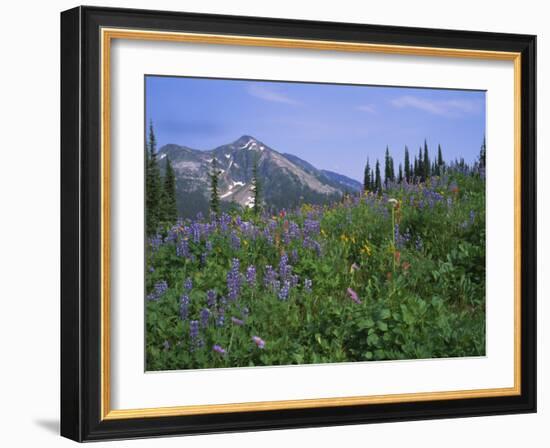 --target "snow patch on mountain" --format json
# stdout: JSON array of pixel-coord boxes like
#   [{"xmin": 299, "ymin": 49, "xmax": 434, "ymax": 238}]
[
  {"xmin": 244, "ymin": 196, "xmax": 255, "ymax": 208},
  {"xmin": 239, "ymin": 138, "xmax": 264, "ymax": 151}
]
